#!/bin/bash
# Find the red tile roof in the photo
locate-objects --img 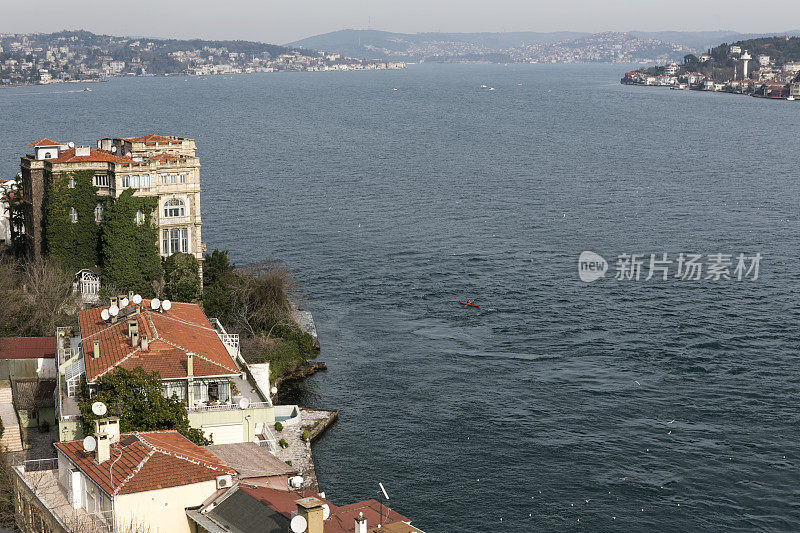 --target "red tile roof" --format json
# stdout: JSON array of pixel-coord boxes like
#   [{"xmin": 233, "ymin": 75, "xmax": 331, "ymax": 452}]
[
  {"xmin": 235, "ymin": 485, "xmax": 413, "ymax": 533},
  {"xmin": 28, "ymin": 138, "xmax": 63, "ymax": 147},
  {"xmin": 49, "ymin": 148, "xmax": 132, "ymax": 164},
  {"xmin": 55, "ymin": 430, "xmax": 235, "ymax": 496},
  {"xmin": 0, "ymin": 337, "xmax": 55, "ymax": 359},
  {"xmin": 78, "ymin": 300, "xmax": 239, "ymax": 383},
  {"xmin": 126, "ymin": 134, "xmax": 176, "ymax": 143}
]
